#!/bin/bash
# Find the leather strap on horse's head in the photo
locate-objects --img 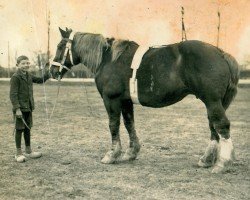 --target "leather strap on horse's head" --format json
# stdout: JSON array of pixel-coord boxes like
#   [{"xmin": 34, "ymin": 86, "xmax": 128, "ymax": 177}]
[{"xmin": 50, "ymin": 31, "xmax": 75, "ymax": 74}]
